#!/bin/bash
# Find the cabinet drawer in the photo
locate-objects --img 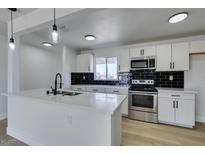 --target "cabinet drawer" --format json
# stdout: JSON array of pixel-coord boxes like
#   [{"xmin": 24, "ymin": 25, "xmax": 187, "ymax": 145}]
[
  {"xmin": 86, "ymin": 87, "xmax": 106, "ymax": 93},
  {"xmin": 158, "ymin": 92, "xmax": 195, "ymax": 100},
  {"xmin": 72, "ymin": 86, "xmax": 86, "ymax": 92},
  {"xmin": 106, "ymin": 88, "xmax": 128, "ymax": 95}
]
